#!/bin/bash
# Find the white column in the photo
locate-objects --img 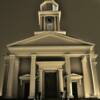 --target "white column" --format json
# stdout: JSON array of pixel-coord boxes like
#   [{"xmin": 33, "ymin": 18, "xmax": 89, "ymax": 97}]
[
  {"xmin": 94, "ymin": 63, "xmax": 100, "ymax": 98},
  {"xmin": 4, "ymin": 56, "xmax": 9, "ymax": 96},
  {"xmin": 90, "ymin": 54, "xmax": 98, "ymax": 97},
  {"xmin": 39, "ymin": 69, "xmax": 43, "ymax": 97},
  {"xmin": 93, "ymin": 62, "xmax": 100, "ymax": 97},
  {"xmin": 6, "ymin": 55, "xmax": 15, "ymax": 97},
  {"xmin": 57, "ymin": 16, "xmax": 60, "ymax": 31},
  {"xmin": 39, "ymin": 16, "xmax": 41, "ymax": 29},
  {"xmin": 44, "ymin": 16, "xmax": 46, "ymax": 30},
  {"xmin": 29, "ymin": 55, "xmax": 36, "ymax": 98},
  {"xmin": 13, "ymin": 57, "xmax": 19, "ymax": 97},
  {"xmin": 65, "ymin": 55, "xmax": 73, "ymax": 98},
  {"xmin": 54, "ymin": 16, "xmax": 56, "ymax": 31},
  {"xmin": 67, "ymin": 75, "xmax": 73, "ymax": 98},
  {"xmin": 58, "ymin": 69, "xmax": 64, "ymax": 92},
  {"xmin": 81, "ymin": 56, "xmax": 90, "ymax": 98}
]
